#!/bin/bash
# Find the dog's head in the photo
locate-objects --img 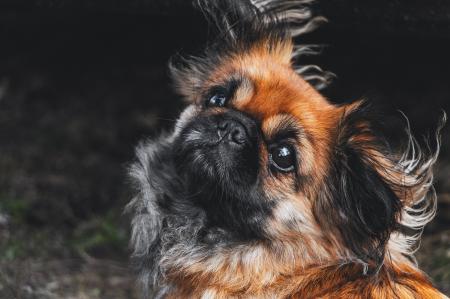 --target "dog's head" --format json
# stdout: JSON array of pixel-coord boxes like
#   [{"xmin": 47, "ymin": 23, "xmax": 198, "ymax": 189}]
[{"xmin": 128, "ymin": 0, "xmax": 441, "ymax": 294}]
